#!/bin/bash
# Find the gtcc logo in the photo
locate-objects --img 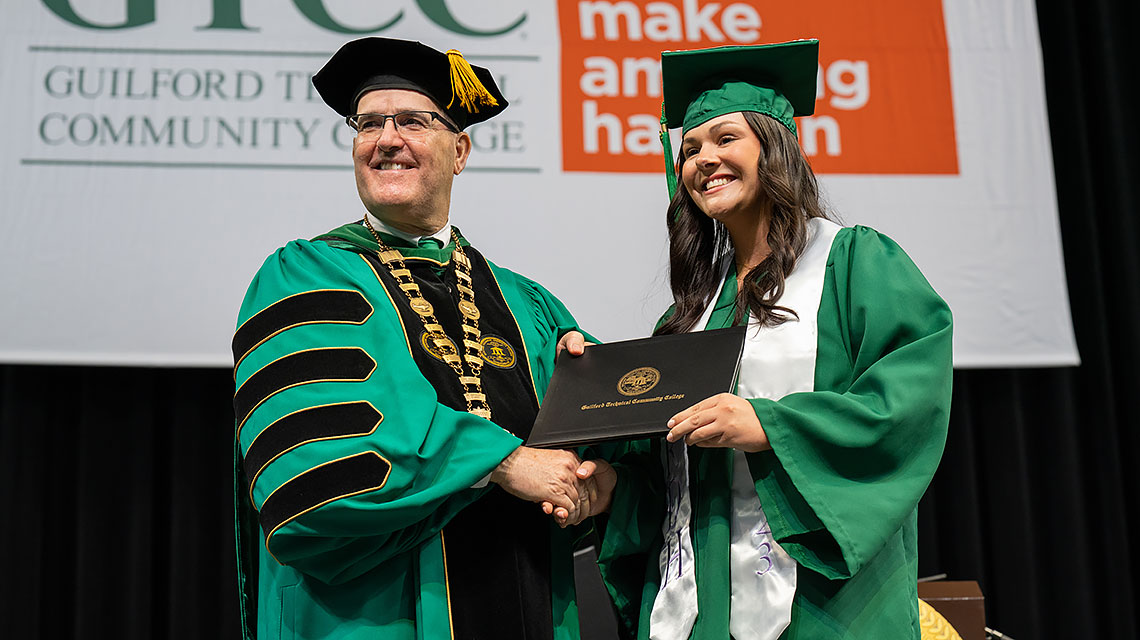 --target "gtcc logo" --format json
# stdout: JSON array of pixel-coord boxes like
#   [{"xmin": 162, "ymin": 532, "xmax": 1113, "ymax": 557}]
[{"xmin": 41, "ymin": 0, "xmax": 526, "ymax": 36}]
